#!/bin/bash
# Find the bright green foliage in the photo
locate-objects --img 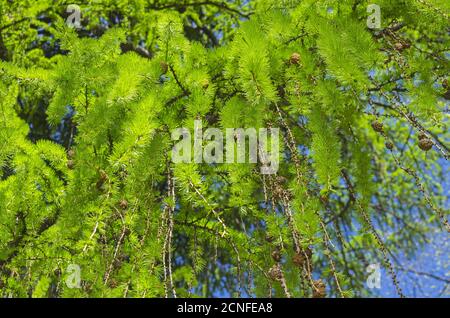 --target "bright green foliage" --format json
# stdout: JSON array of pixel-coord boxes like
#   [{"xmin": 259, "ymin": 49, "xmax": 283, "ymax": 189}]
[{"xmin": 0, "ymin": 0, "xmax": 449, "ymax": 298}]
